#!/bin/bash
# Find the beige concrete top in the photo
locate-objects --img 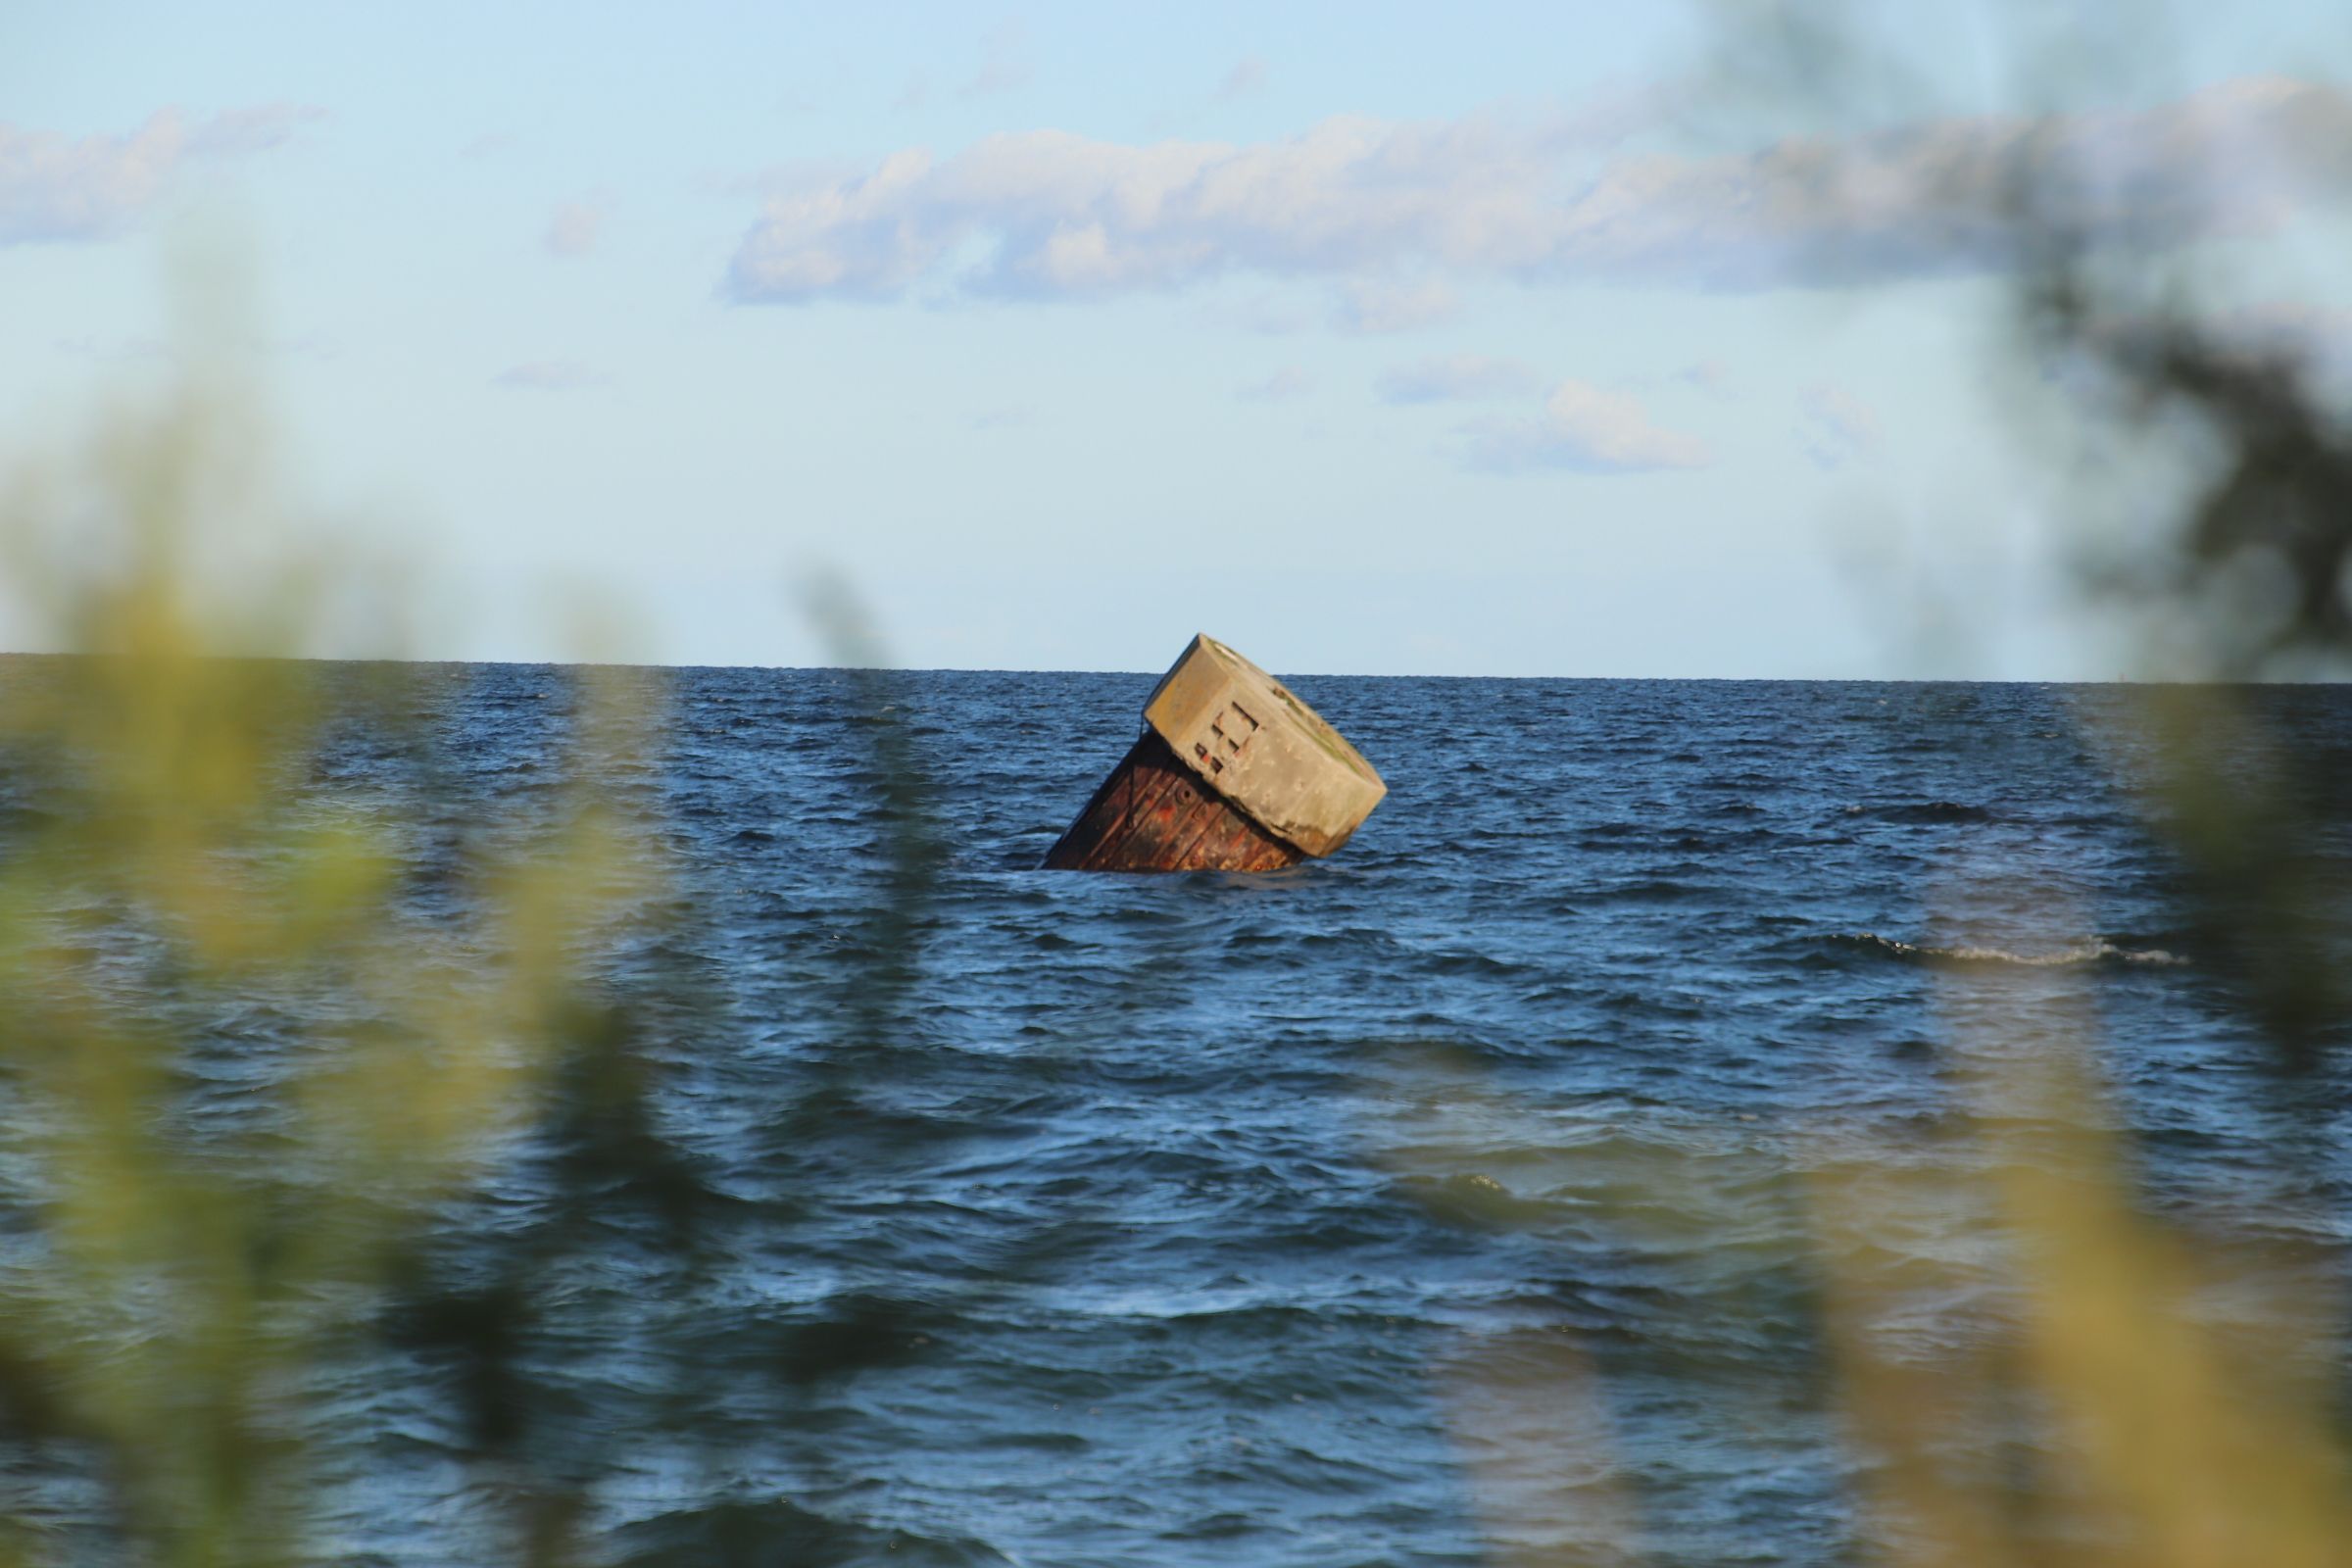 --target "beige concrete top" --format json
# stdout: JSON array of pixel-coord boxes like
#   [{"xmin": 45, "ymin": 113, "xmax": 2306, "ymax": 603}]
[{"xmin": 1141, "ymin": 634, "xmax": 1387, "ymax": 858}]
